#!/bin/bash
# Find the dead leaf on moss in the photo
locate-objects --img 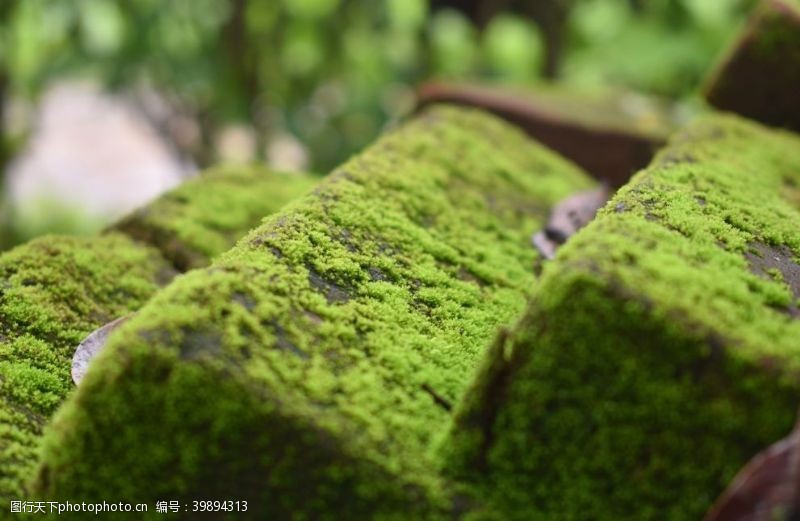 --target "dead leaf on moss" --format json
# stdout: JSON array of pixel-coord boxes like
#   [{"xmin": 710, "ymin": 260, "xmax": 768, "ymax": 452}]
[
  {"xmin": 72, "ymin": 315, "xmax": 134, "ymax": 385},
  {"xmin": 705, "ymin": 416, "xmax": 800, "ymax": 521},
  {"xmin": 533, "ymin": 185, "xmax": 610, "ymax": 260}
]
